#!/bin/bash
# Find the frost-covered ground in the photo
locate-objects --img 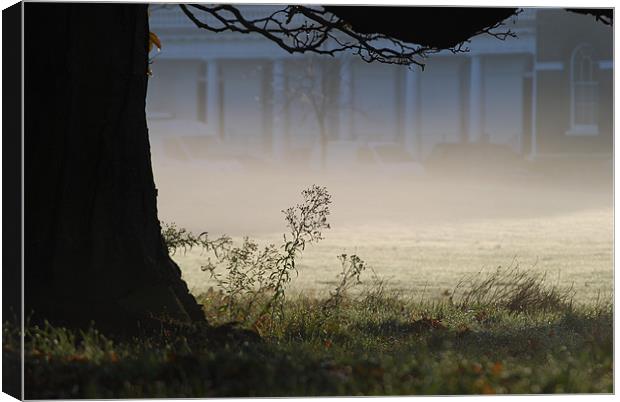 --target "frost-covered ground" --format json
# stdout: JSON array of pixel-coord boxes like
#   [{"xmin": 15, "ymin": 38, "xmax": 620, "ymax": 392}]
[
  {"xmin": 153, "ymin": 164, "xmax": 612, "ymax": 304},
  {"xmin": 172, "ymin": 208, "xmax": 612, "ymax": 304}
]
